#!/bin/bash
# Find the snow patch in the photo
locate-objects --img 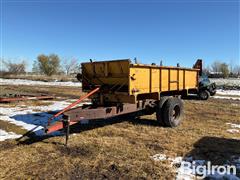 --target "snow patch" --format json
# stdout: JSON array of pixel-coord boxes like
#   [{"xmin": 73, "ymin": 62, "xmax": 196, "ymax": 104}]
[
  {"xmin": 211, "ymin": 89, "xmax": 240, "ymax": 100},
  {"xmin": 151, "ymin": 153, "xmax": 167, "ymax": 161},
  {"xmin": 216, "ymin": 89, "xmax": 240, "ymax": 96},
  {"xmin": 0, "ymin": 100, "xmax": 89, "ymax": 138},
  {"xmin": 212, "ymin": 96, "xmax": 240, "ymax": 100},
  {"xmin": 226, "ymin": 123, "xmax": 240, "ymax": 134},
  {"xmin": 210, "ymin": 78, "xmax": 240, "ymax": 87},
  {"xmin": 227, "ymin": 129, "xmax": 240, "ymax": 133},
  {"xmin": 0, "ymin": 129, "xmax": 21, "ymax": 141},
  {"xmin": 151, "ymin": 154, "xmax": 240, "ymax": 180},
  {"xmin": 0, "ymin": 78, "xmax": 82, "ymax": 87},
  {"xmin": 227, "ymin": 123, "xmax": 240, "ymax": 129},
  {"xmin": 151, "ymin": 154, "xmax": 194, "ymax": 179}
]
